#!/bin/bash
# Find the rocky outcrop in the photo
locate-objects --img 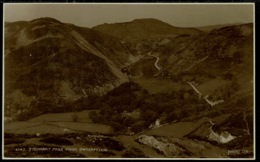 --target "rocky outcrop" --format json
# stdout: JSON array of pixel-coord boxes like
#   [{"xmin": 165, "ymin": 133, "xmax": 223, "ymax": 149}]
[
  {"xmin": 136, "ymin": 135, "xmax": 187, "ymax": 157},
  {"xmin": 136, "ymin": 135, "xmax": 229, "ymax": 158}
]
